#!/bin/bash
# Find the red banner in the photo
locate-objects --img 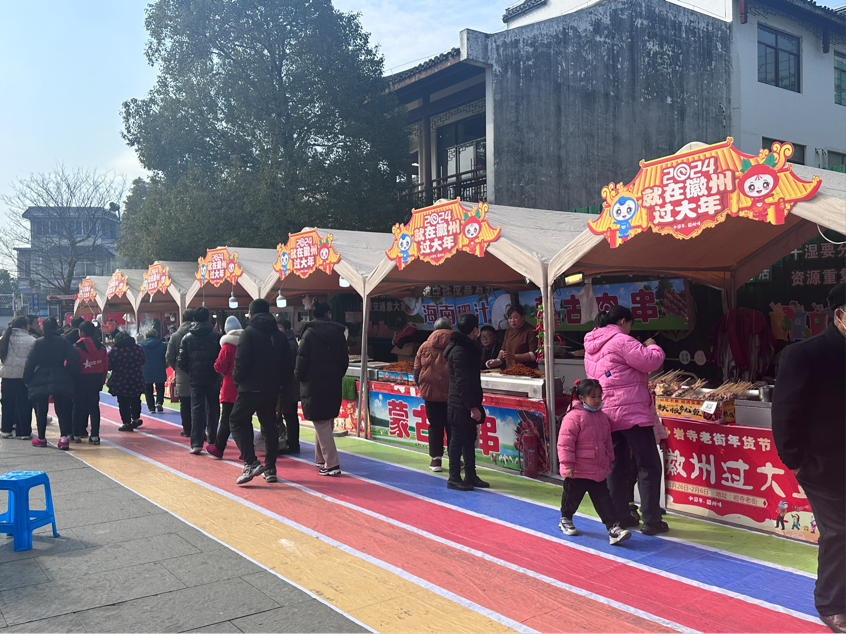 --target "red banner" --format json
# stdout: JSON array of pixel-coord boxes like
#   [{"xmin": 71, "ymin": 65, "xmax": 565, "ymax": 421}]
[
  {"xmin": 76, "ymin": 278, "xmax": 97, "ymax": 304},
  {"xmin": 663, "ymin": 417, "xmax": 817, "ymax": 542},
  {"xmin": 273, "ymin": 229, "xmax": 341, "ymax": 281},
  {"xmin": 141, "ymin": 263, "xmax": 172, "ymax": 297},
  {"xmin": 589, "ymin": 138, "xmax": 821, "ymax": 248},
  {"xmin": 195, "ymin": 247, "xmax": 244, "ymax": 288},
  {"xmin": 386, "ymin": 199, "xmax": 501, "ymax": 271},
  {"xmin": 106, "ymin": 270, "xmax": 129, "ymax": 299}
]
